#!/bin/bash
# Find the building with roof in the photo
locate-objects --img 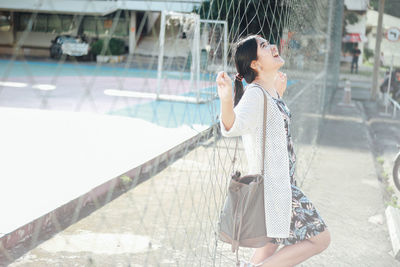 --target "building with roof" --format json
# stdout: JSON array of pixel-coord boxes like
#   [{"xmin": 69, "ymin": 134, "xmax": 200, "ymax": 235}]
[{"xmin": 0, "ymin": 0, "xmax": 204, "ymax": 58}]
